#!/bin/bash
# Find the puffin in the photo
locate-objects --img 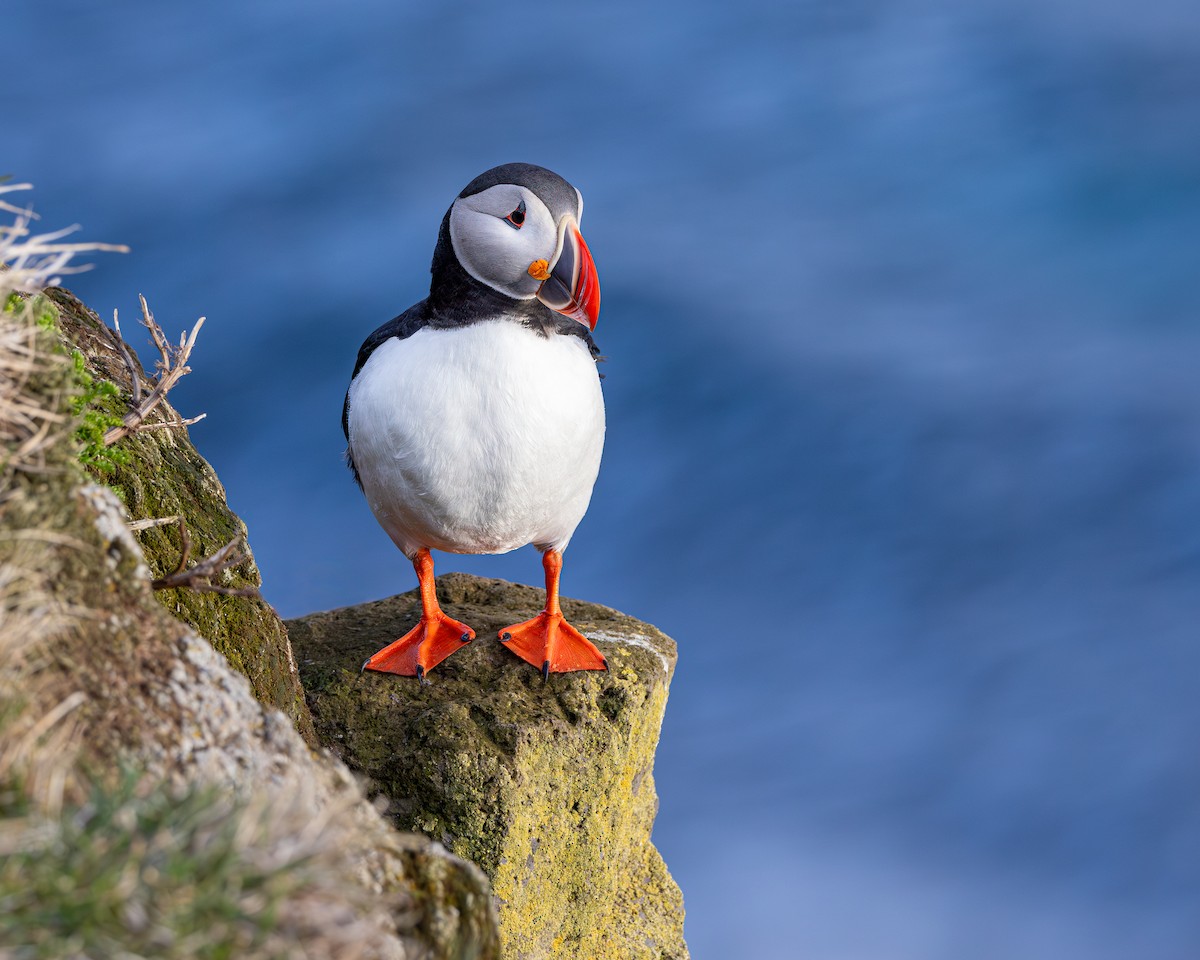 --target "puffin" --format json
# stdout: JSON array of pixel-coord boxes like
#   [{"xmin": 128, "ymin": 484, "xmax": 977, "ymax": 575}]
[{"xmin": 343, "ymin": 163, "xmax": 607, "ymax": 681}]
